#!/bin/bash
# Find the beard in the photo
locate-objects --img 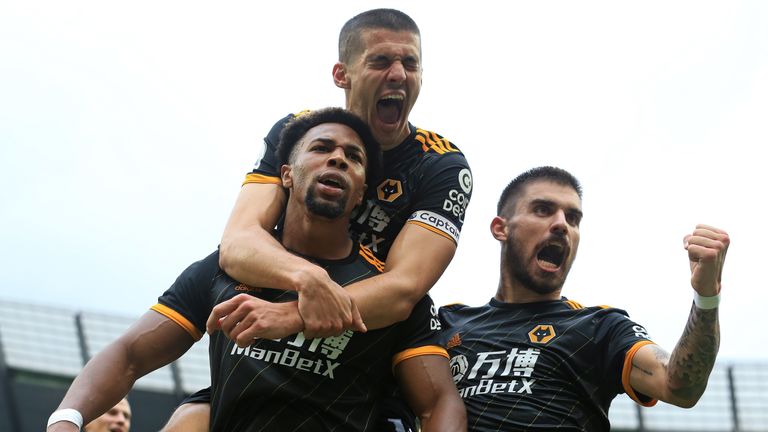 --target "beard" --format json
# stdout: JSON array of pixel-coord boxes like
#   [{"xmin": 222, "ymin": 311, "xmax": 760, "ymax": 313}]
[
  {"xmin": 504, "ymin": 235, "xmax": 566, "ymax": 295},
  {"xmin": 305, "ymin": 187, "xmax": 347, "ymax": 219}
]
